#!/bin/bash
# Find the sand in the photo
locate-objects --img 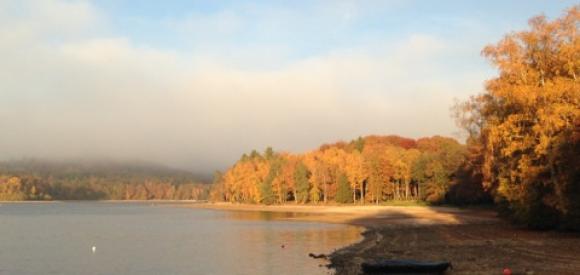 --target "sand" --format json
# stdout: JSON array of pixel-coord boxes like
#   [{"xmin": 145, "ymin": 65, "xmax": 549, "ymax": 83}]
[{"xmin": 189, "ymin": 202, "xmax": 497, "ymax": 226}]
